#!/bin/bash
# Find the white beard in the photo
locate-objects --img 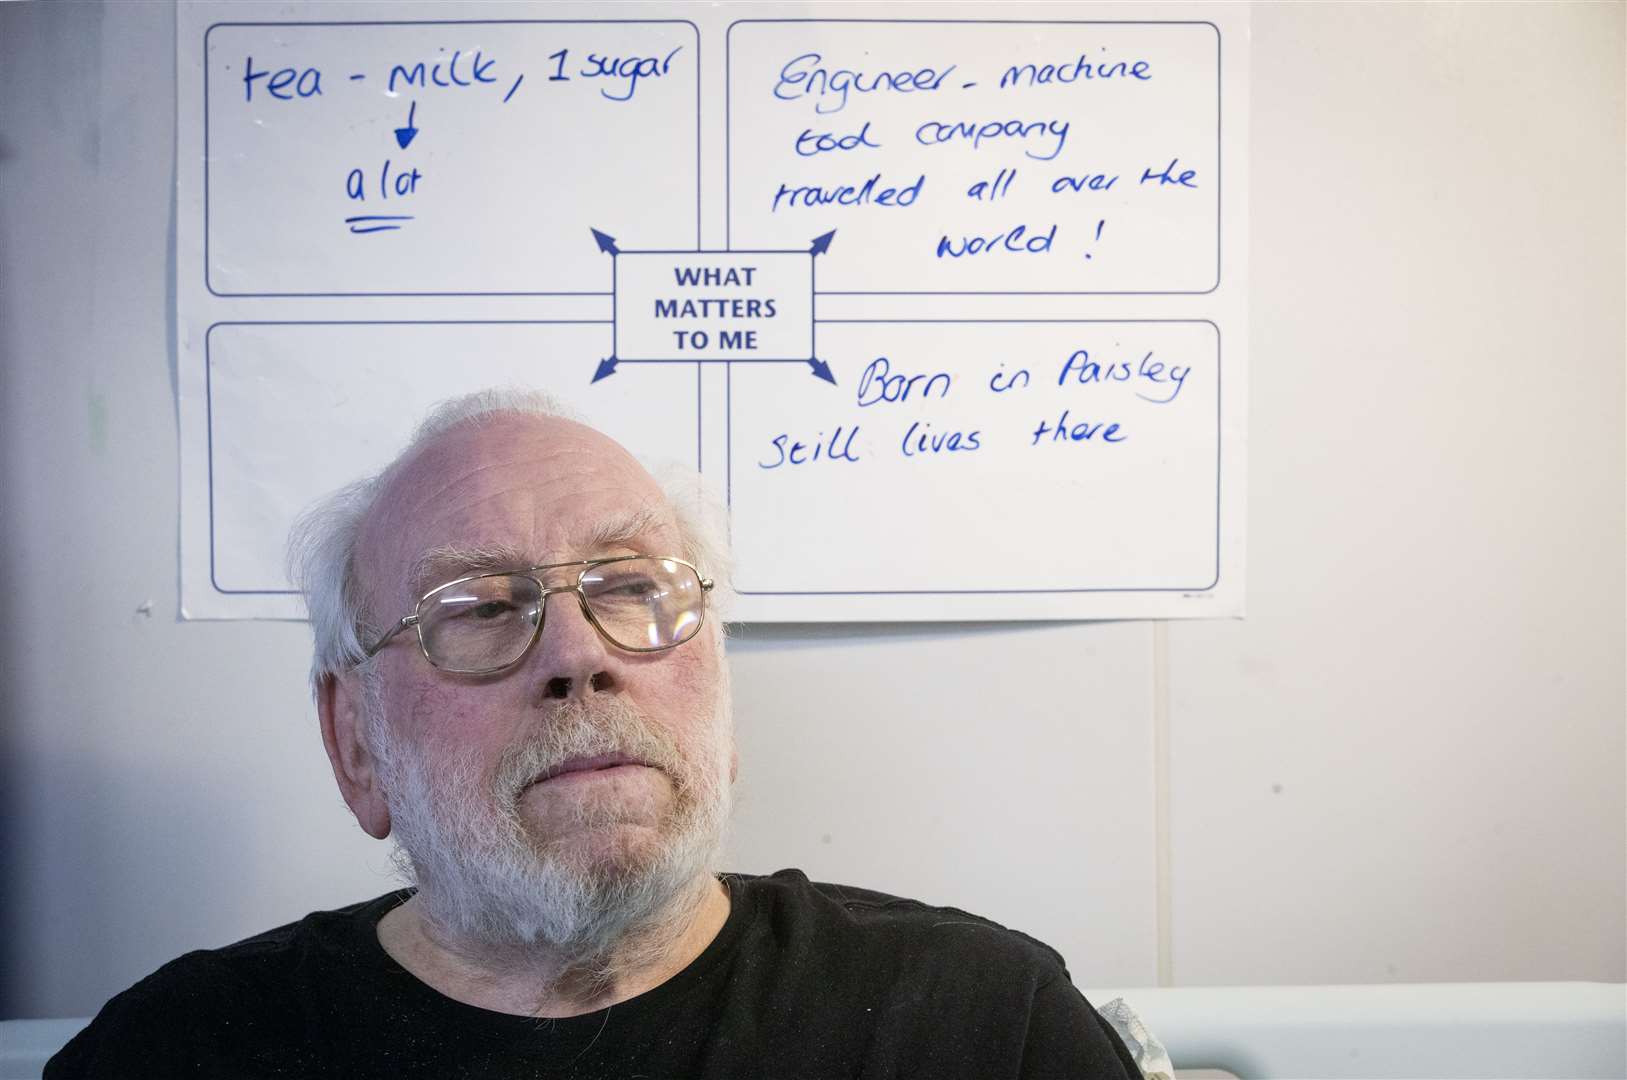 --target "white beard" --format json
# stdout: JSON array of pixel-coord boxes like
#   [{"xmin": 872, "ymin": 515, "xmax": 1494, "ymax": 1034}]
[{"xmin": 364, "ymin": 674, "xmax": 733, "ymax": 960}]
